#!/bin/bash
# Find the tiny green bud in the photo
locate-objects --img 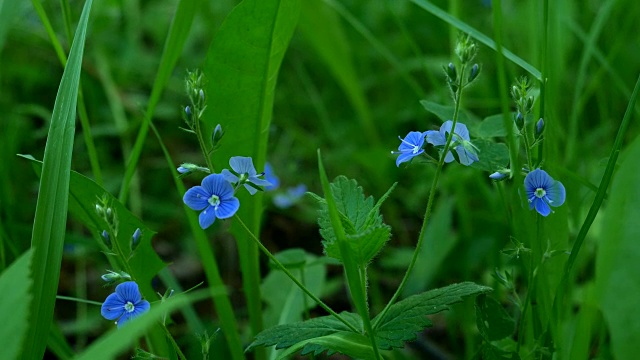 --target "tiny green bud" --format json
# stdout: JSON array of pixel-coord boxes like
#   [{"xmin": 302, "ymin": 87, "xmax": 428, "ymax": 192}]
[
  {"xmin": 445, "ymin": 62, "xmax": 457, "ymax": 83},
  {"xmin": 95, "ymin": 204, "xmax": 104, "ymax": 217},
  {"xmin": 101, "ymin": 230, "xmax": 112, "ymax": 249}
]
